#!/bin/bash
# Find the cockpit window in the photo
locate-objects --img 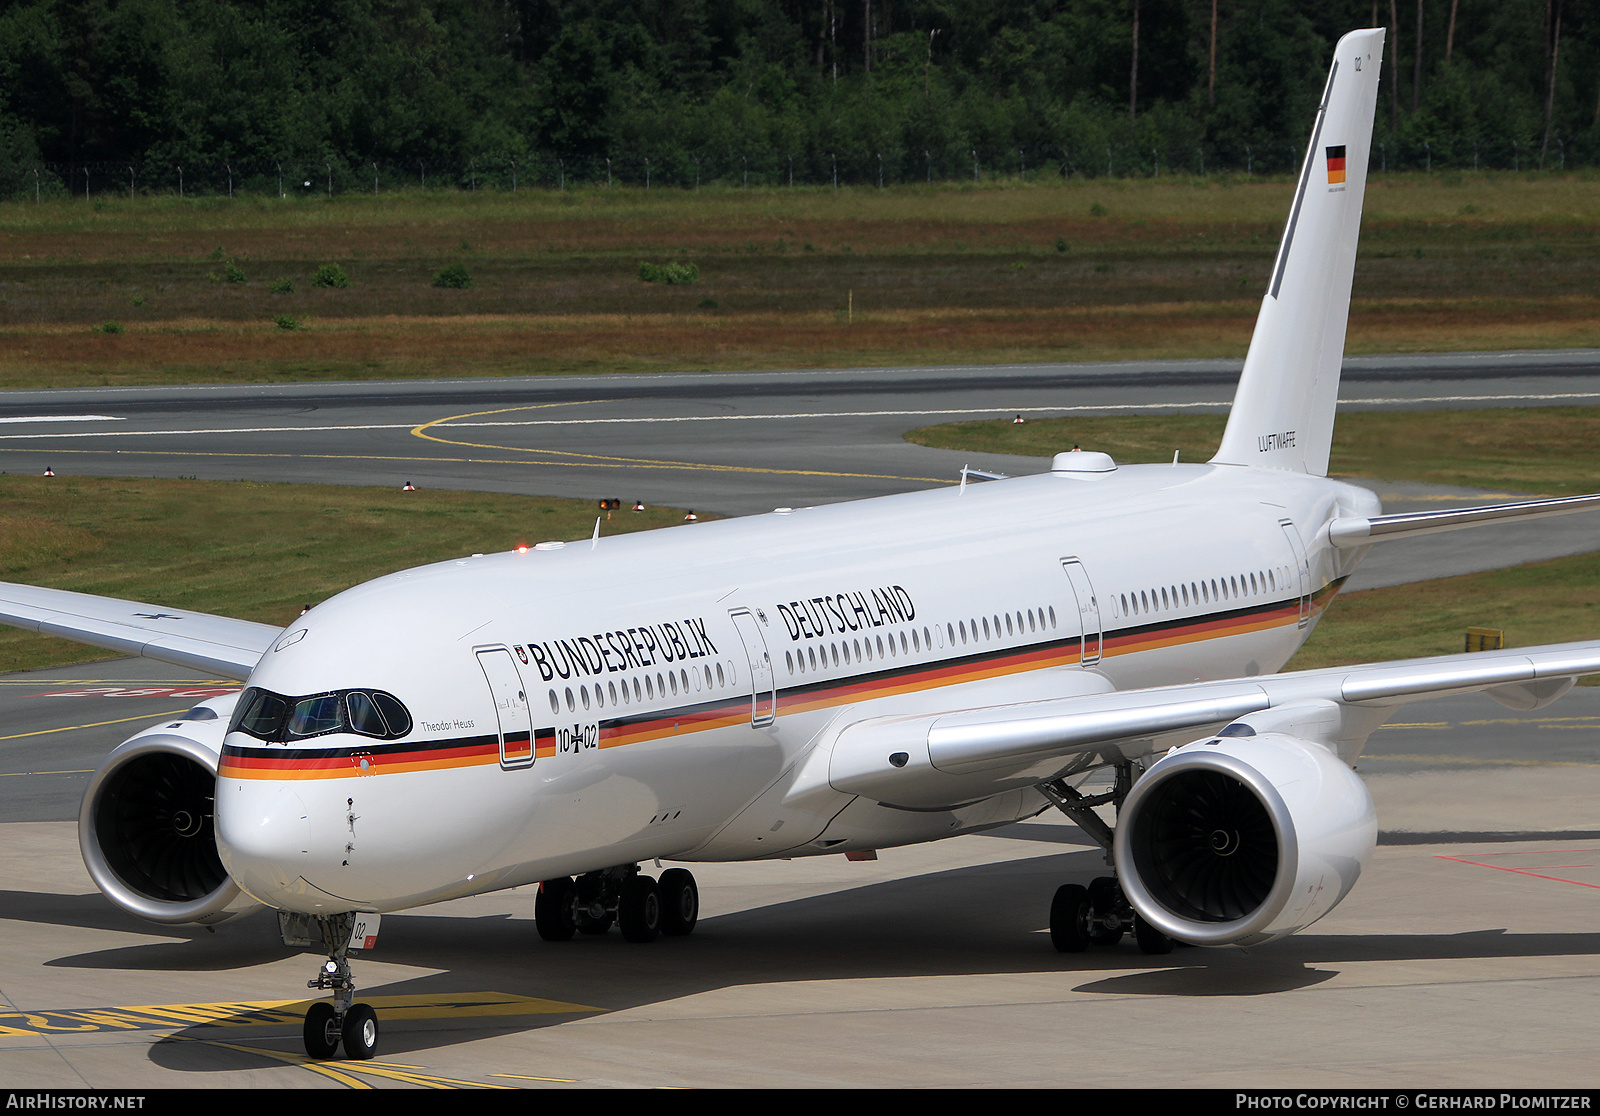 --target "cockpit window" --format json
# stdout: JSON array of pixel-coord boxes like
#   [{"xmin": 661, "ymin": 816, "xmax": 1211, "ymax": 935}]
[
  {"xmin": 370, "ymin": 692, "xmax": 412, "ymax": 737},
  {"xmin": 235, "ymin": 690, "xmax": 291, "ymax": 738},
  {"xmin": 346, "ymin": 691, "xmax": 387, "ymax": 736},
  {"xmin": 288, "ymin": 694, "xmax": 343, "ymax": 738},
  {"xmin": 229, "ymin": 686, "xmax": 412, "ymax": 743}
]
